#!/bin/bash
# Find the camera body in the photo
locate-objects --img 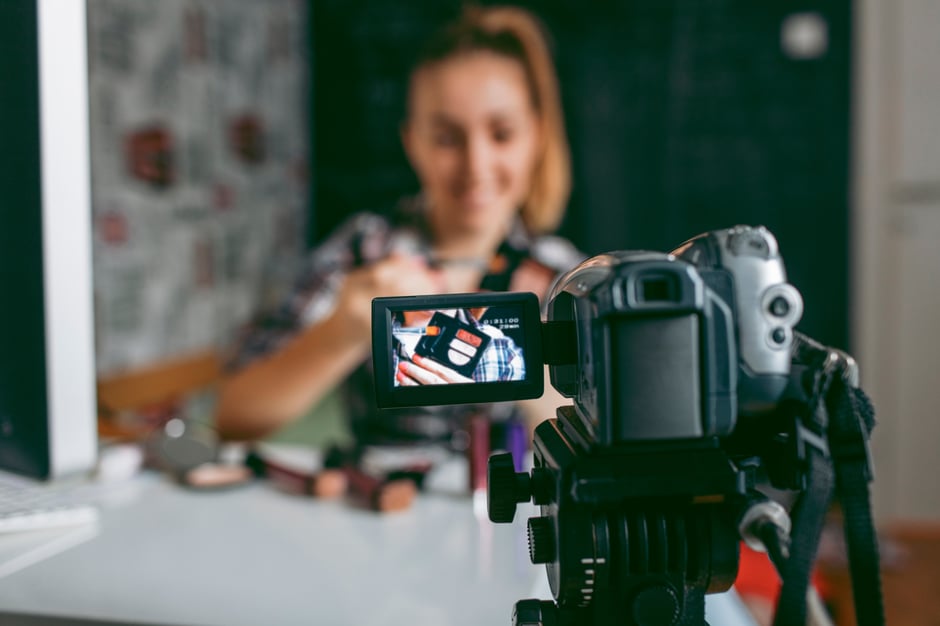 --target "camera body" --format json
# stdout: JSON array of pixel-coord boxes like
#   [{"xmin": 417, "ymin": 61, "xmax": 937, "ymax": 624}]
[
  {"xmin": 545, "ymin": 250, "xmax": 738, "ymax": 444},
  {"xmin": 371, "ymin": 225, "xmax": 806, "ymax": 625},
  {"xmin": 672, "ymin": 225, "xmax": 804, "ymax": 416}
]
